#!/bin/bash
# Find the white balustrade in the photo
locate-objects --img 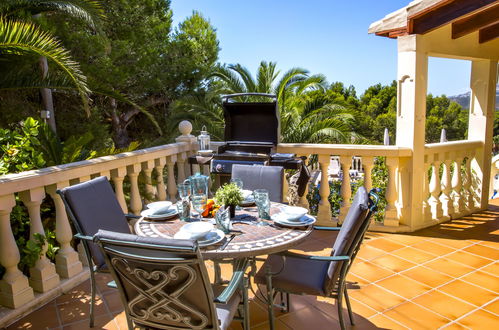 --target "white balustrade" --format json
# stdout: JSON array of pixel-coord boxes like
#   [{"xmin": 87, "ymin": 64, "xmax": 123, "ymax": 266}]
[
  {"xmin": 338, "ymin": 156, "xmax": 352, "ymax": 224},
  {"xmin": 440, "ymin": 158, "xmax": 453, "ymax": 218},
  {"xmin": 111, "ymin": 167, "xmax": 128, "ymax": 213},
  {"xmin": 451, "ymin": 156, "xmax": 464, "ymax": 217},
  {"xmin": 155, "ymin": 158, "xmax": 167, "ymax": 201}
]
